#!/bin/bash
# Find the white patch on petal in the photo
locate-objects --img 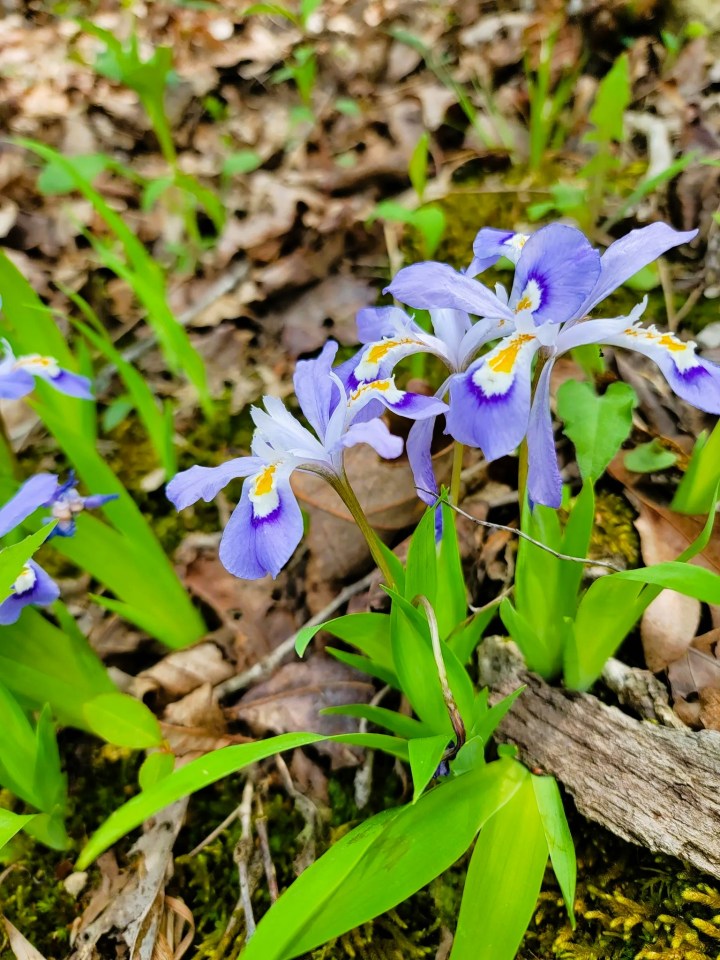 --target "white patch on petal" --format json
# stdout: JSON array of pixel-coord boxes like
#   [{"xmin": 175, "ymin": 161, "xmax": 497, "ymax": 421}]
[
  {"xmin": 249, "ymin": 464, "xmax": 280, "ymax": 519},
  {"xmin": 622, "ymin": 325, "xmax": 700, "ymax": 373},
  {"xmin": 514, "ymin": 278, "xmax": 542, "ymax": 314},
  {"xmin": 14, "ymin": 354, "xmax": 61, "ymax": 378},
  {"xmin": 472, "ymin": 334, "xmax": 536, "ymax": 397},
  {"xmin": 348, "ymin": 378, "xmax": 405, "ymax": 408},
  {"xmin": 503, "ymin": 233, "xmax": 529, "ymax": 262},
  {"xmin": 354, "ymin": 337, "xmax": 423, "ymax": 382},
  {"xmin": 13, "ymin": 564, "xmax": 36, "ymax": 595}
]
